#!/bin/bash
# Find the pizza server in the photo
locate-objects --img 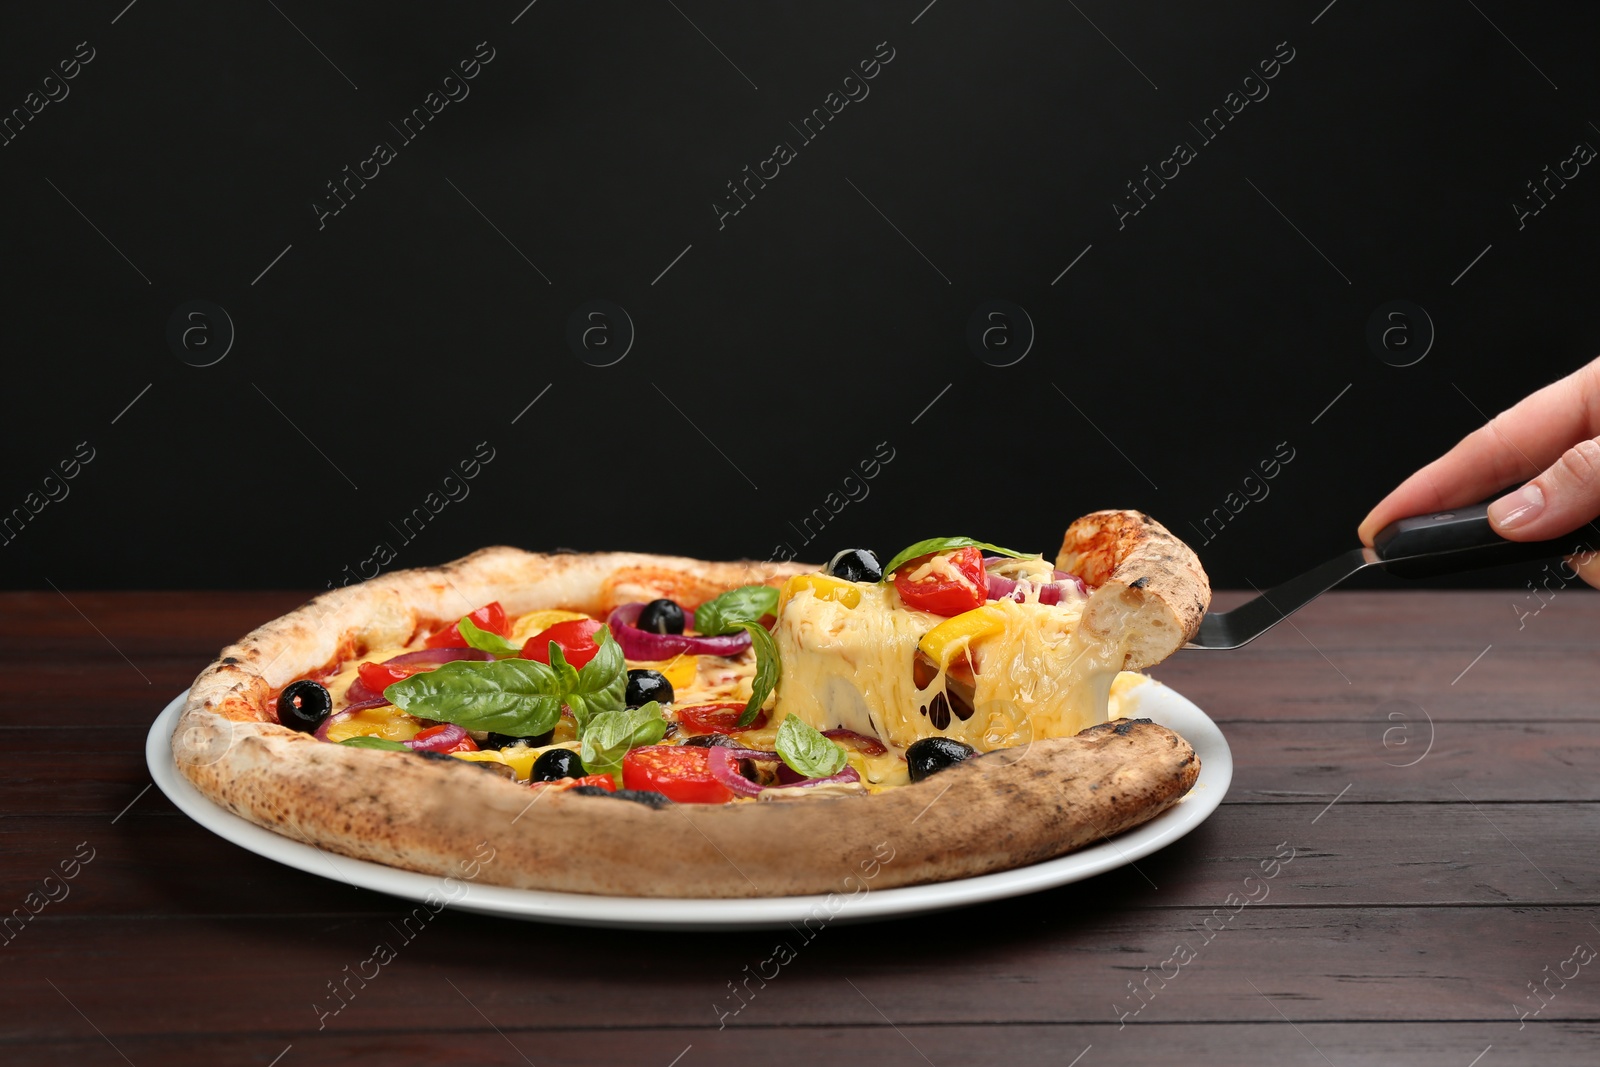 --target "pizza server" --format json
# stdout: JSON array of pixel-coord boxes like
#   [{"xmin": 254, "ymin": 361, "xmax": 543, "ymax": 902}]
[{"xmin": 1184, "ymin": 501, "xmax": 1590, "ymax": 649}]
